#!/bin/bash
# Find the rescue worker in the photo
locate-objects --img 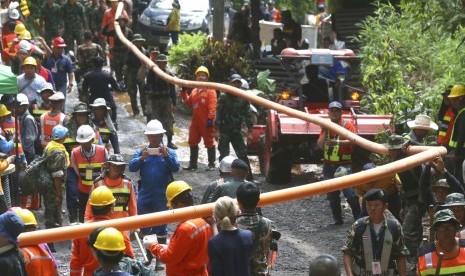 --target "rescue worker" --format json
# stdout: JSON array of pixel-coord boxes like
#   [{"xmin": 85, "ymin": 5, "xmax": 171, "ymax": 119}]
[
  {"xmin": 42, "ymin": 125, "xmax": 69, "ymax": 251},
  {"xmin": 146, "ymin": 54, "xmax": 177, "ymax": 149},
  {"xmin": 417, "ymin": 209, "xmax": 465, "ymax": 275},
  {"xmin": 14, "ymin": 208, "xmax": 58, "ymax": 276},
  {"xmin": 84, "ymin": 154, "xmax": 136, "ymax": 221},
  {"xmin": 215, "ymin": 74, "xmax": 254, "ymax": 179},
  {"xmin": 316, "ymin": 101, "xmax": 361, "ymax": 225},
  {"xmin": 144, "ymin": 180, "xmax": 212, "ymax": 275},
  {"xmin": 181, "ymin": 66, "xmax": 217, "ymax": 171},
  {"xmin": 32, "ymin": 84, "xmax": 53, "ymax": 123},
  {"xmin": 309, "ymin": 254, "xmax": 341, "ymax": 276},
  {"xmin": 128, "ymin": 119, "xmax": 180, "ymax": 270},
  {"xmin": 39, "ymin": 91, "xmax": 67, "ymax": 148},
  {"xmin": 124, "ymin": 33, "xmax": 146, "ymax": 117},
  {"xmin": 201, "ymin": 155, "xmax": 235, "ymax": 204},
  {"xmin": 70, "ymin": 186, "xmax": 134, "ymax": 276},
  {"xmin": 17, "ymin": 56, "xmax": 48, "ymax": 106},
  {"xmin": 404, "ymin": 114, "xmax": 438, "ymax": 146},
  {"xmin": 0, "ymin": 103, "xmax": 25, "ymax": 165},
  {"xmin": 92, "ymin": 227, "xmax": 132, "ymax": 276},
  {"xmin": 447, "ymin": 84, "xmax": 465, "ymax": 183},
  {"xmin": 16, "ymin": 93, "xmax": 38, "ymax": 164},
  {"xmin": 0, "ymin": 211, "xmax": 26, "ymax": 275},
  {"xmin": 342, "ymin": 189, "xmax": 407, "ymax": 276},
  {"xmin": 70, "ymin": 124, "xmax": 108, "ymax": 223},
  {"xmin": 438, "ymin": 87, "xmax": 456, "ymax": 148},
  {"xmin": 76, "ymin": 30, "xmax": 105, "ymax": 85},
  {"xmin": 90, "ymin": 98, "xmax": 119, "ymax": 153},
  {"xmin": 61, "ymin": 0, "xmax": 88, "ymax": 52},
  {"xmin": 101, "ymin": 0, "xmax": 130, "ymax": 56},
  {"xmin": 211, "ymin": 159, "xmax": 251, "ymax": 202},
  {"xmin": 42, "ymin": 37, "xmax": 74, "ymax": 97}
]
